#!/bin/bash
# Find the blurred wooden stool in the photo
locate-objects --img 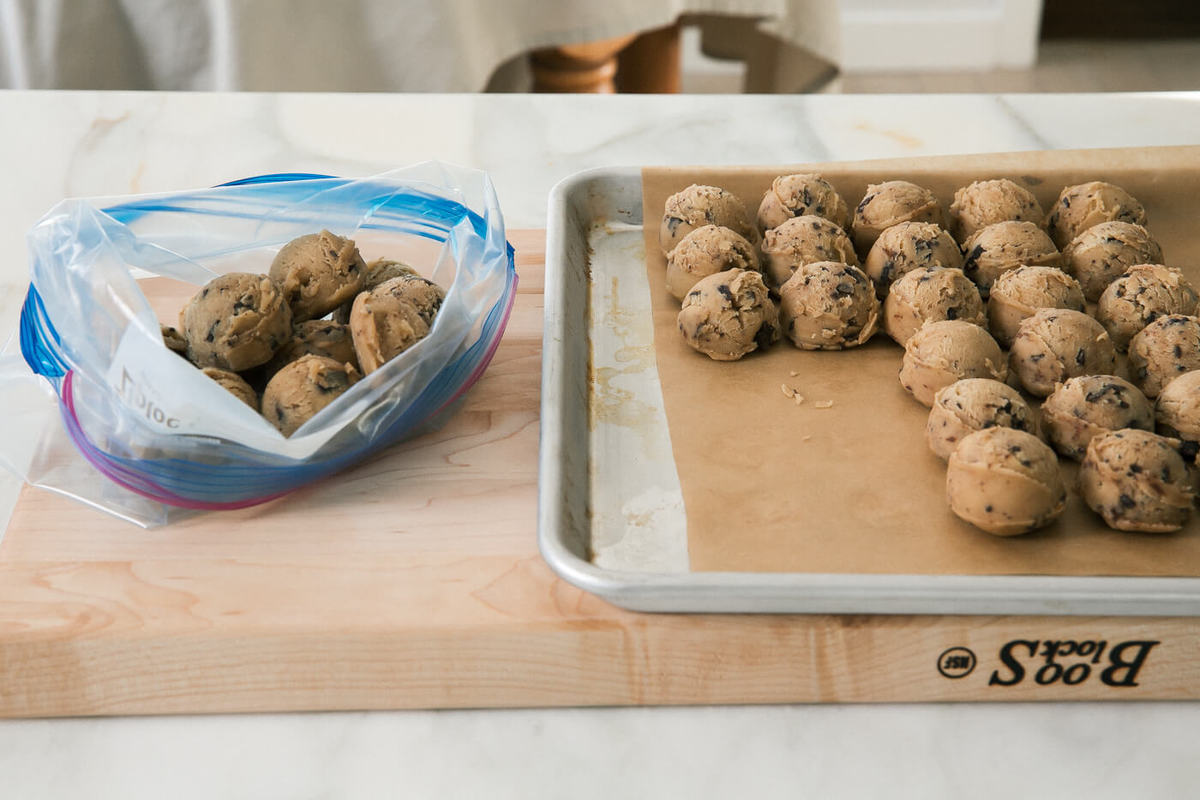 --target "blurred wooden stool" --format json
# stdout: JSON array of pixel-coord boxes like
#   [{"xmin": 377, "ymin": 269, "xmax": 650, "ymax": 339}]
[{"xmin": 531, "ymin": 23, "xmax": 681, "ymax": 93}]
